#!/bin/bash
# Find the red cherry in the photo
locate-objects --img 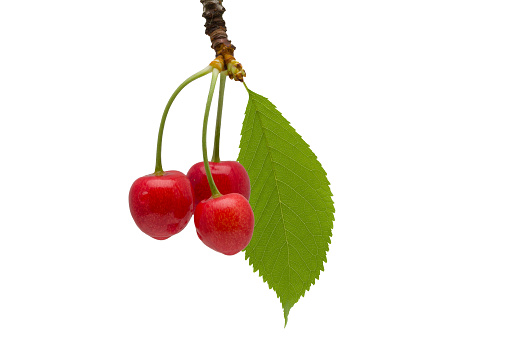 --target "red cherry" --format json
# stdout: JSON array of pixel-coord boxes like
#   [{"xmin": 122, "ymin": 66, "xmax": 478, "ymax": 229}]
[
  {"xmin": 194, "ymin": 193, "xmax": 254, "ymax": 255},
  {"xmin": 129, "ymin": 171, "xmax": 194, "ymax": 240},
  {"xmin": 187, "ymin": 161, "xmax": 250, "ymax": 210}
]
